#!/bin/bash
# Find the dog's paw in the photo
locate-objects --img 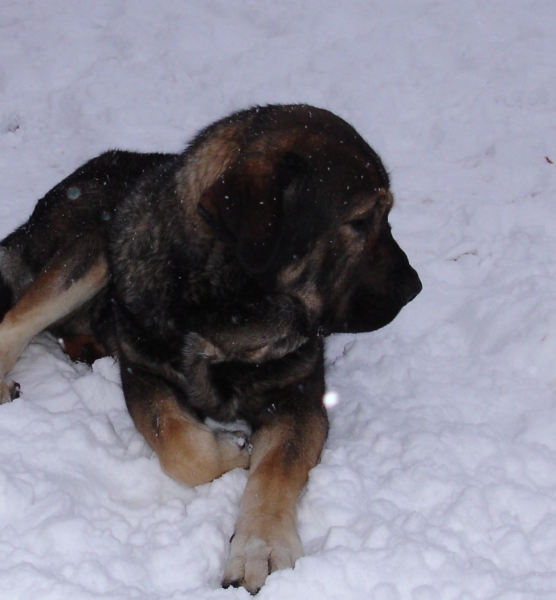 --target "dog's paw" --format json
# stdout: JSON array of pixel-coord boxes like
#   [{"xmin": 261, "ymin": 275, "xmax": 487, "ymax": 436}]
[
  {"xmin": 205, "ymin": 418, "xmax": 252, "ymax": 470},
  {"xmin": 0, "ymin": 379, "xmax": 20, "ymax": 404},
  {"xmin": 215, "ymin": 427, "xmax": 250, "ymax": 451},
  {"xmin": 222, "ymin": 522, "xmax": 303, "ymax": 594},
  {"xmin": 214, "ymin": 428, "xmax": 251, "ymax": 471}
]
